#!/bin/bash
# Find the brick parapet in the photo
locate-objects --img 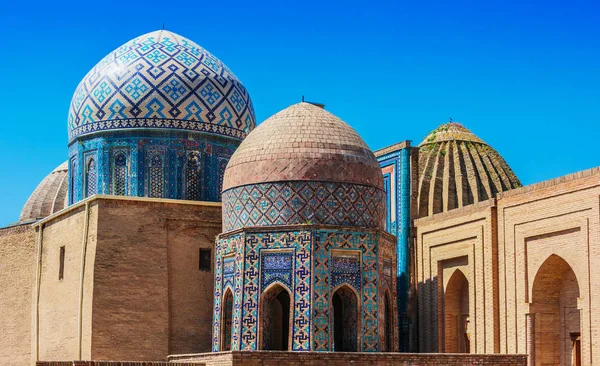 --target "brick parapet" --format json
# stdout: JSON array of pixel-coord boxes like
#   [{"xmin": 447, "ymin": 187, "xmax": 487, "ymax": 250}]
[
  {"xmin": 169, "ymin": 351, "xmax": 527, "ymax": 365},
  {"xmin": 37, "ymin": 363, "xmax": 205, "ymax": 366},
  {"xmin": 0, "ymin": 221, "xmax": 35, "ymax": 236},
  {"xmin": 414, "ymin": 198, "xmax": 496, "ymax": 227},
  {"xmin": 374, "ymin": 140, "xmax": 412, "ymax": 157},
  {"xmin": 497, "ymin": 166, "xmax": 600, "ymax": 201}
]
